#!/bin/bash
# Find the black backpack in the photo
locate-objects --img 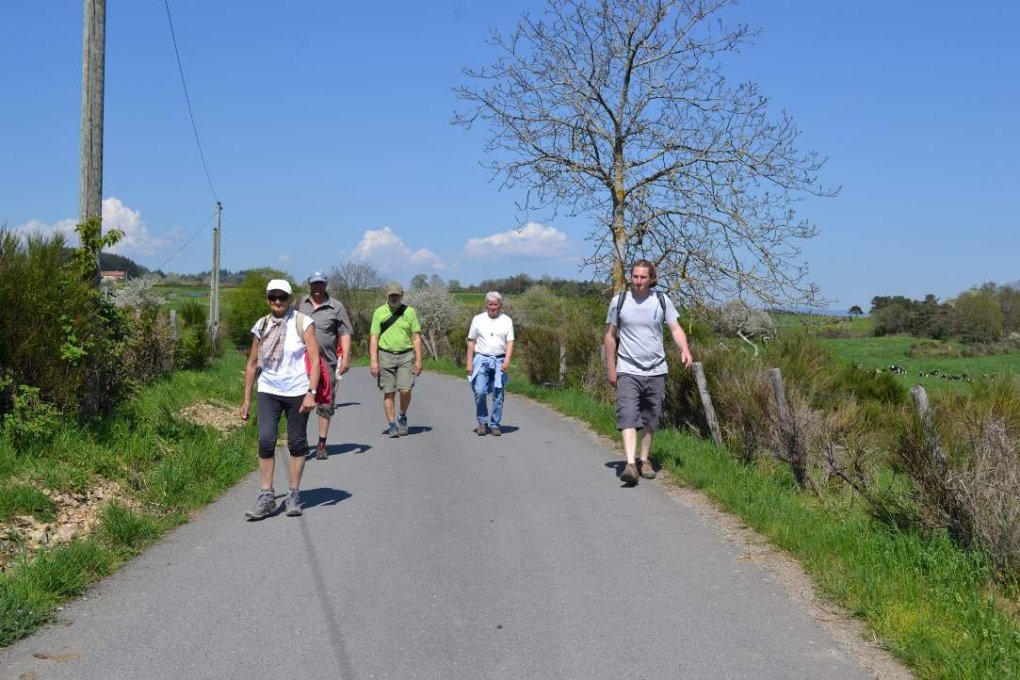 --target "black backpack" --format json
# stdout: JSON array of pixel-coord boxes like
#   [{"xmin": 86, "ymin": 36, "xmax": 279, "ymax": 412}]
[{"xmin": 614, "ymin": 289, "xmax": 666, "ymax": 329}]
